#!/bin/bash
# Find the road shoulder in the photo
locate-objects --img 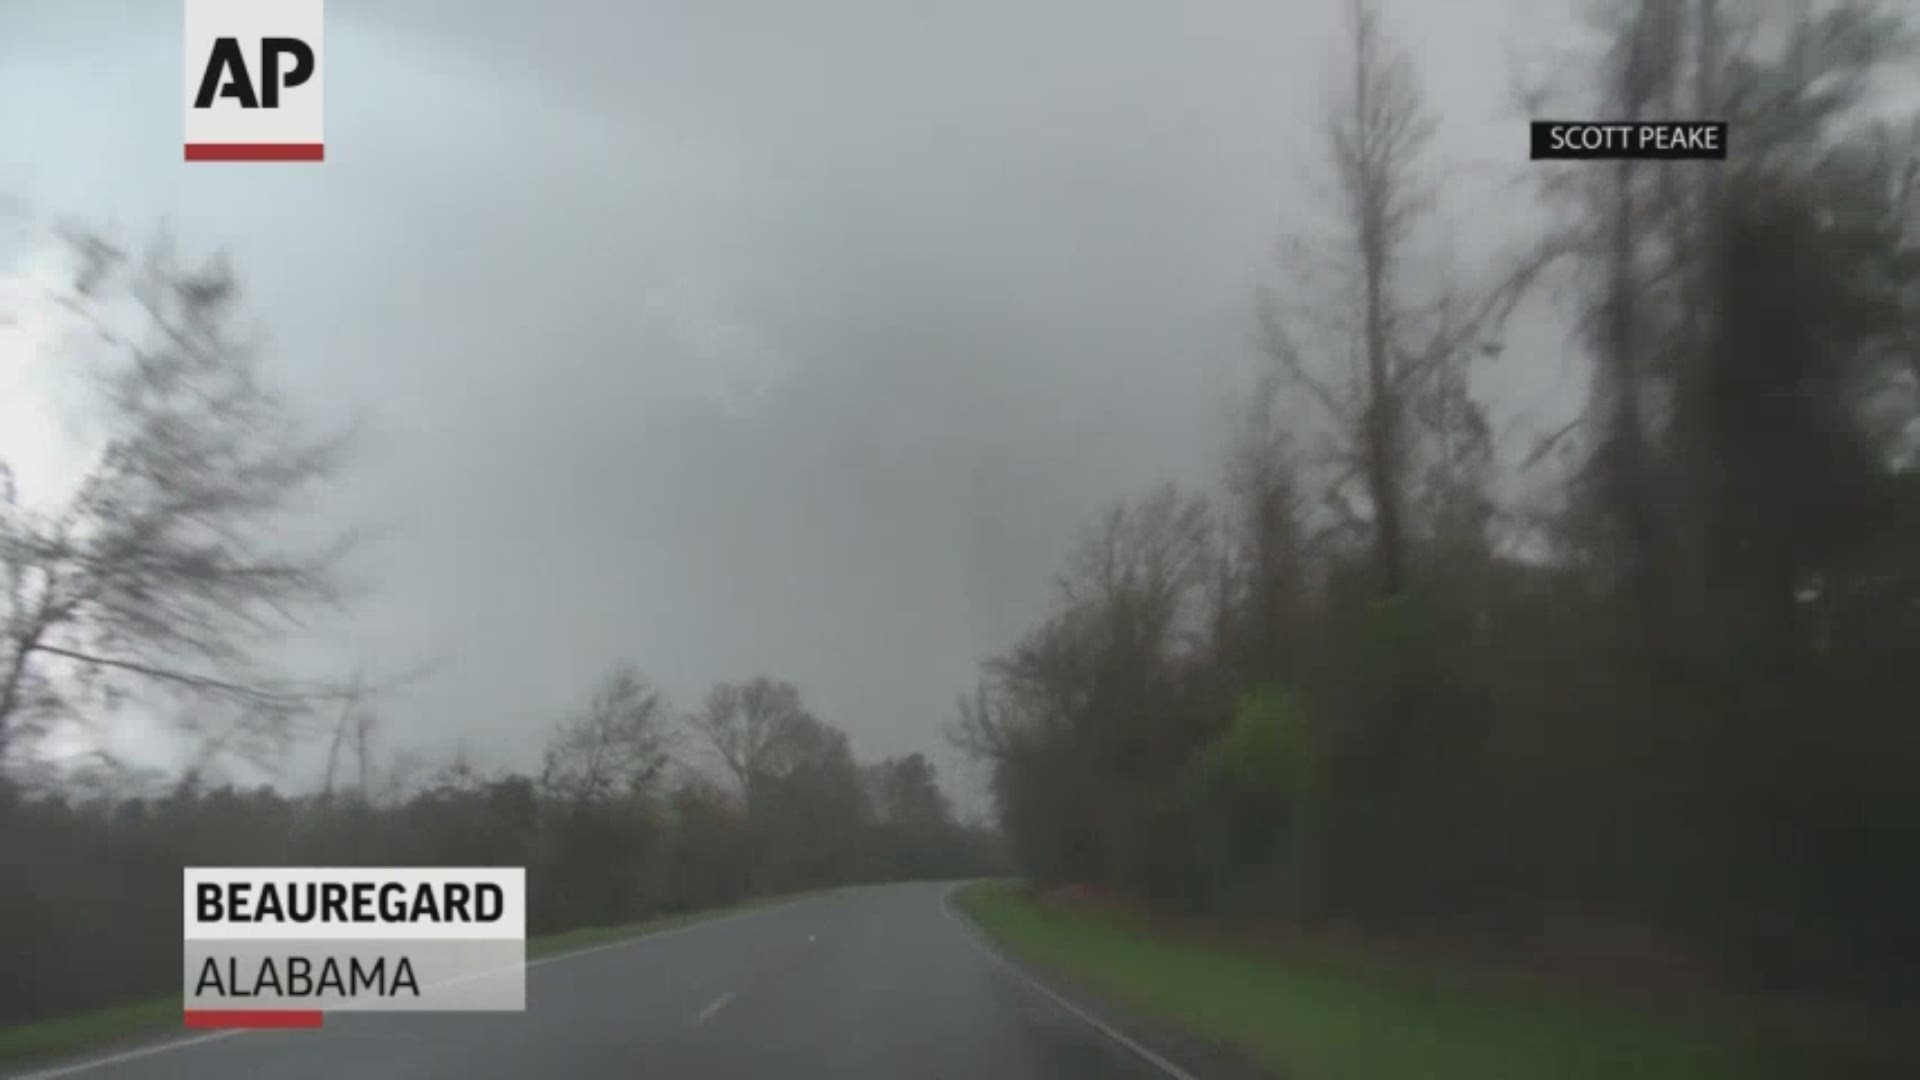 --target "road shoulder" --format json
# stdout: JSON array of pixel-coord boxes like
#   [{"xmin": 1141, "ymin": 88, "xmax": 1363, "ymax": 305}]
[{"xmin": 944, "ymin": 881, "xmax": 1280, "ymax": 1080}]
